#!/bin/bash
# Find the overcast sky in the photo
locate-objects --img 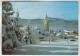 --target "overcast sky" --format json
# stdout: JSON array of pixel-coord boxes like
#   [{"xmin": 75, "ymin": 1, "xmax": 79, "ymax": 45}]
[{"xmin": 11, "ymin": 2, "xmax": 78, "ymax": 20}]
